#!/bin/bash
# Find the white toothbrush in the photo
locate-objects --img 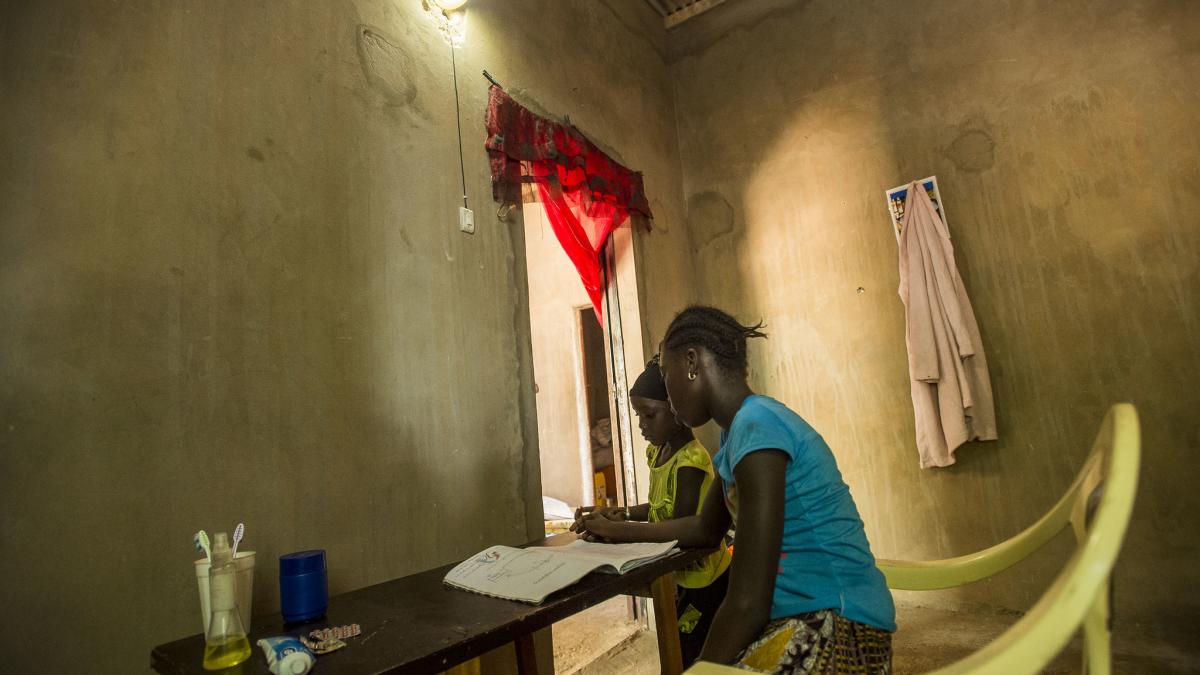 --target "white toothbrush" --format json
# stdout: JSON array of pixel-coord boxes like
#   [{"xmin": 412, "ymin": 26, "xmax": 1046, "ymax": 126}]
[
  {"xmin": 196, "ymin": 529, "xmax": 212, "ymax": 563},
  {"xmin": 232, "ymin": 522, "xmax": 245, "ymax": 557}
]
